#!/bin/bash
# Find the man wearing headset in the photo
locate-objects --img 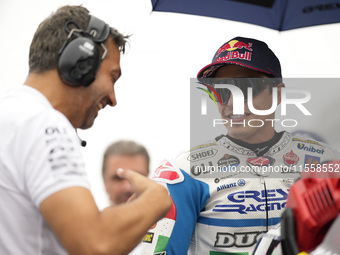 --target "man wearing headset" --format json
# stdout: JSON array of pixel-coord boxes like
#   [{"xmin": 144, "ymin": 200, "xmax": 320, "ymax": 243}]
[
  {"xmin": 141, "ymin": 37, "xmax": 339, "ymax": 254},
  {"xmin": 0, "ymin": 5, "xmax": 171, "ymax": 255}
]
